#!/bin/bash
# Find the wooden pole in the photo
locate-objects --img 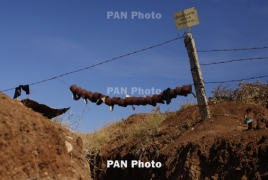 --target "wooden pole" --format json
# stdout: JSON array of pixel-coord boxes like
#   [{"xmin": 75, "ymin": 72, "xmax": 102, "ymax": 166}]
[{"xmin": 184, "ymin": 29, "xmax": 210, "ymax": 120}]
